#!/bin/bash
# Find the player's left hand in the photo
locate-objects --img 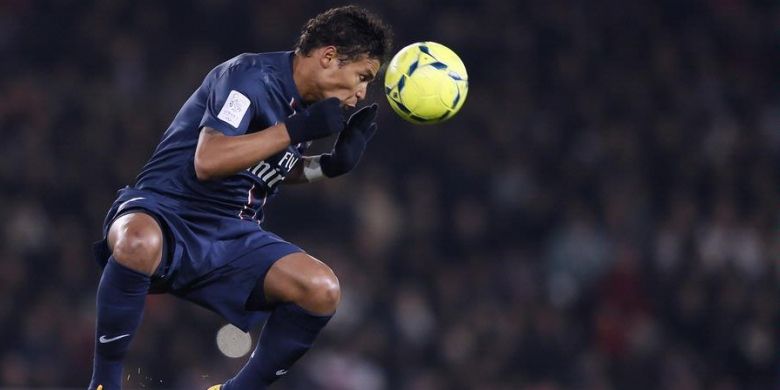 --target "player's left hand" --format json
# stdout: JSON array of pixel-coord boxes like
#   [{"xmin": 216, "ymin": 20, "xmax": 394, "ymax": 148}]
[{"xmin": 320, "ymin": 103, "xmax": 378, "ymax": 177}]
